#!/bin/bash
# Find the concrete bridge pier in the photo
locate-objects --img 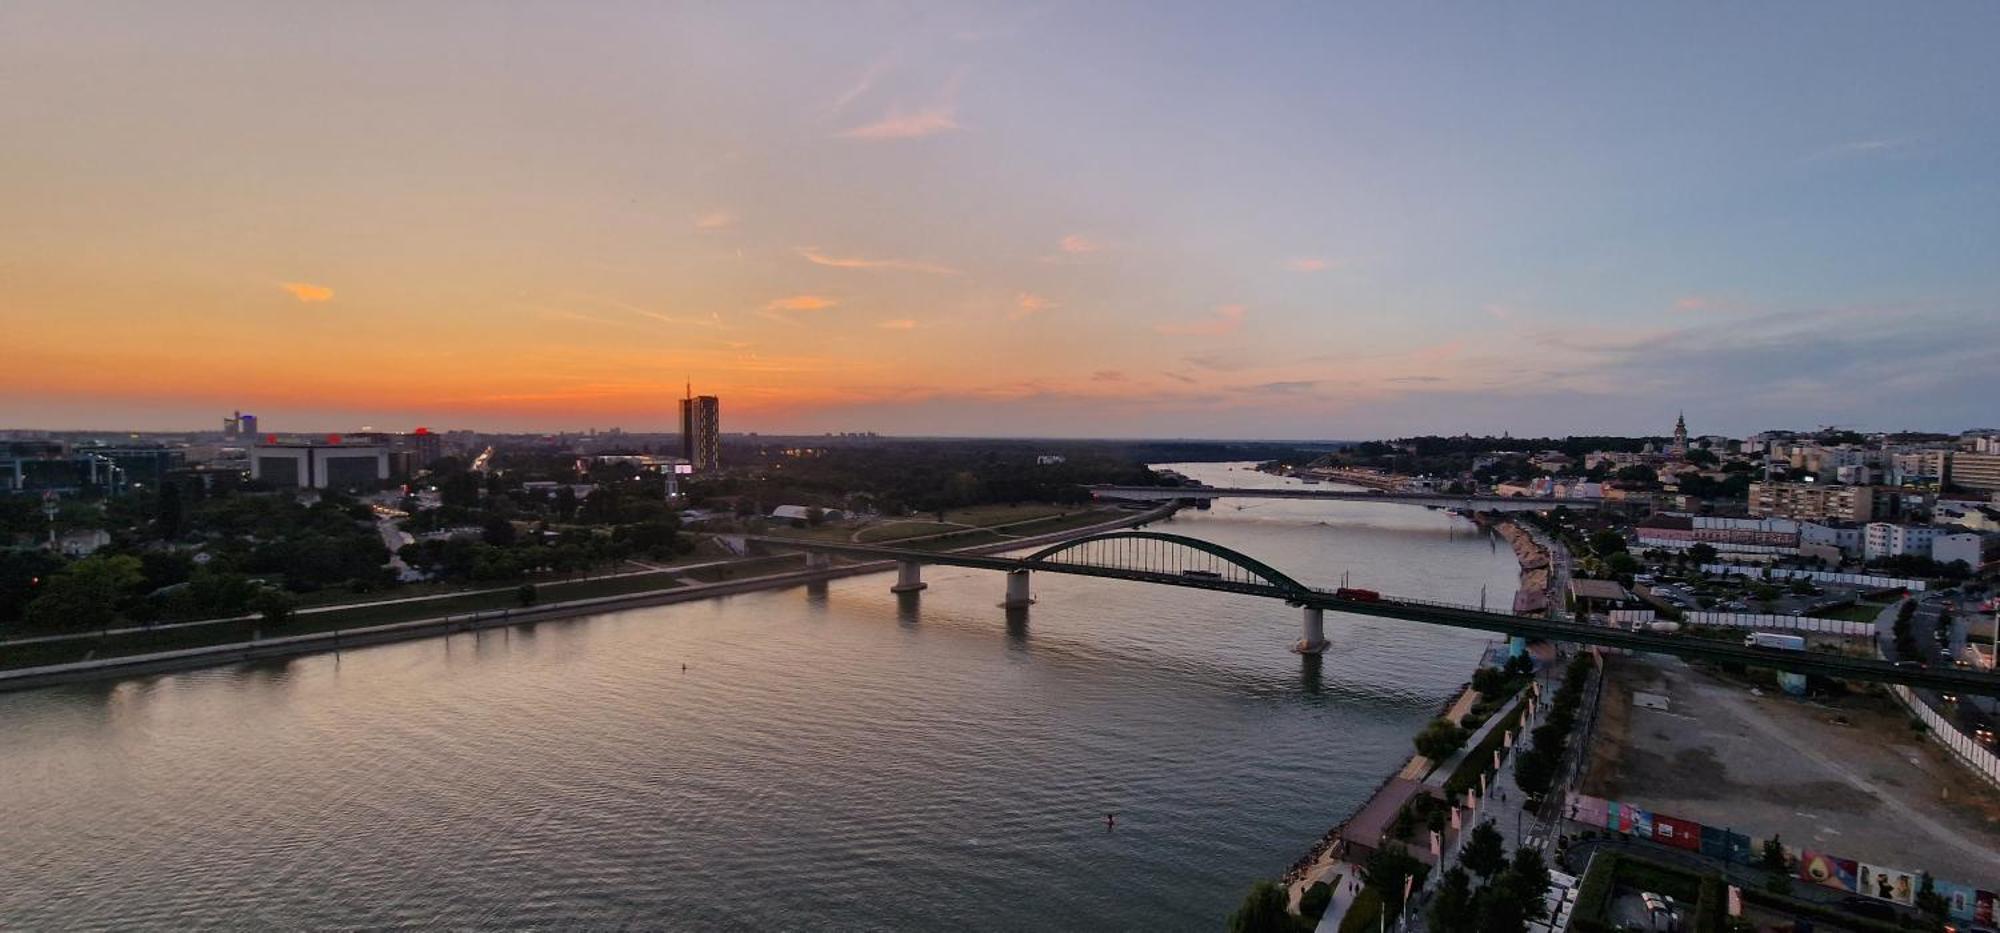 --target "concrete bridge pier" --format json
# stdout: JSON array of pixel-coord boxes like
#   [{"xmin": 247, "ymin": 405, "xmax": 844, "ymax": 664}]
[
  {"xmin": 1001, "ymin": 569, "xmax": 1035, "ymax": 608},
  {"xmin": 890, "ymin": 560, "xmax": 928, "ymax": 593},
  {"xmin": 806, "ymin": 553, "xmax": 832, "ymax": 571},
  {"xmin": 1294, "ymin": 606, "xmax": 1329, "ymax": 654}
]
